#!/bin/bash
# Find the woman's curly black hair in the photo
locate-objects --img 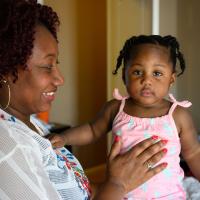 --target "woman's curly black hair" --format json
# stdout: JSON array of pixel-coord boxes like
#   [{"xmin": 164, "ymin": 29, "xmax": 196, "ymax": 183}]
[
  {"xmin": 0, "ymin": 0, "xmax": 60, "ymax": 82},
  {"xmin": 112, "ymin": 35, "xmax": 186, "ymax": 83}
]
